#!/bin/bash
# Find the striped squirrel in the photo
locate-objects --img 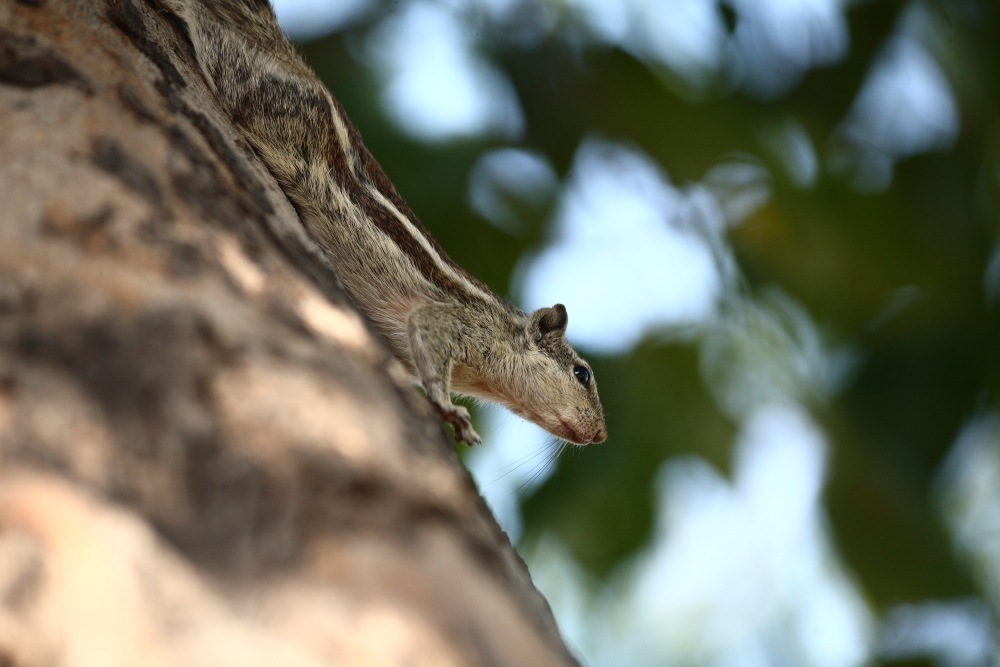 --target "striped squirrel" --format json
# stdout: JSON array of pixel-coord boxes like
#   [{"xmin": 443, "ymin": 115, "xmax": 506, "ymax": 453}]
[{"xmin": 157, "ymin": 0, "xmax": 606, "ymax": 446}]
